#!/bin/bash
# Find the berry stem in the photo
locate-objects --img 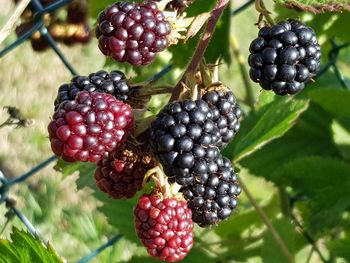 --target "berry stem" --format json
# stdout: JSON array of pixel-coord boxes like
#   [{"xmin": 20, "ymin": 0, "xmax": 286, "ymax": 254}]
[
  {"xmin": 238, "ymin": 178, "xmax": 295, "ymax": 263},
  {"xmin": 230, "ymin": 36, "xmax": 255, "ymax": 111},
  {"xmin": 255, "ymin": 0, "xmax": 275, "ymax": 26},
  {"xmin": 136, "ymin": 86, "xmax": 174, "ymax": 97},
  {"xmin": 170, "ymin": 0, "xmax": 230, "ymax": 102}
]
